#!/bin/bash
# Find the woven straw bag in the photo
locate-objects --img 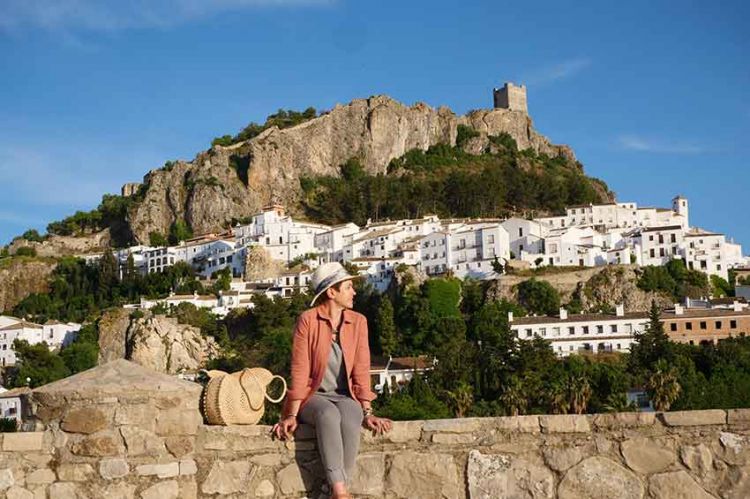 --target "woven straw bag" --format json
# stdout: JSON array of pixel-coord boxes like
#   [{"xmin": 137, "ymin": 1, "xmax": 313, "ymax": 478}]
[{"xmin": 203, "ymin": 368, "xmax": 287, "ymax": 425}]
